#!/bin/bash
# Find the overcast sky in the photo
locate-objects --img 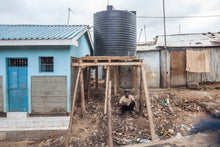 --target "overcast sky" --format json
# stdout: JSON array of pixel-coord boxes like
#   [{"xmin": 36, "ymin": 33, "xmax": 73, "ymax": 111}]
[{"xmin": 0, "ymin": 0, "xmax": 220, "ymax": 41}]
